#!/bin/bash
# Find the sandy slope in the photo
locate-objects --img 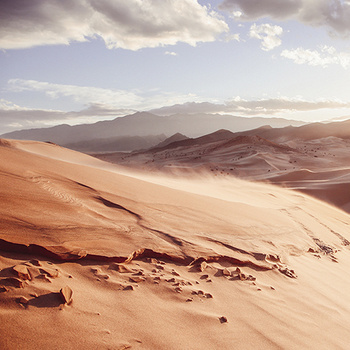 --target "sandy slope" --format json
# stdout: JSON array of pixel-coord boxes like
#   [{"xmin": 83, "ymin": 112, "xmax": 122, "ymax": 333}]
[
  {"xmin": 97, "ymin": 131, "xmax": 350, "ymax": 213},
  {"xmin": 1, "ymin": 139, "xmax": 350, "ymax": 349}
]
